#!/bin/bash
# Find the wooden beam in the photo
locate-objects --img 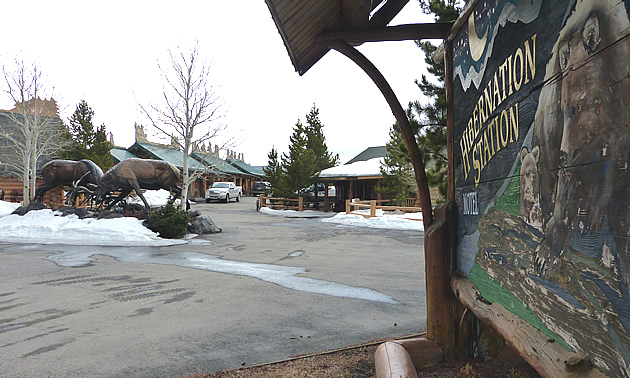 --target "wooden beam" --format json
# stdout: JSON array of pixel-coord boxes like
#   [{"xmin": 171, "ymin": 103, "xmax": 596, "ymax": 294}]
[
  {"xmin": 451, "ymin": 272, "xmax": 606, "ymax": 377},
  {"xmin": 368, "ymin": 0, "xmax": 410, "ymax": 27},
  {"xmin": 342, "ymin": 0, "xmax": 372, "ymax": 28},
  {"xmin": 328, "ymin": 39, "xmax": 433, "ymax": 228},
  {"xmin": 318, "ymin": 23, "xmax": 454, "ymax": 44}
]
